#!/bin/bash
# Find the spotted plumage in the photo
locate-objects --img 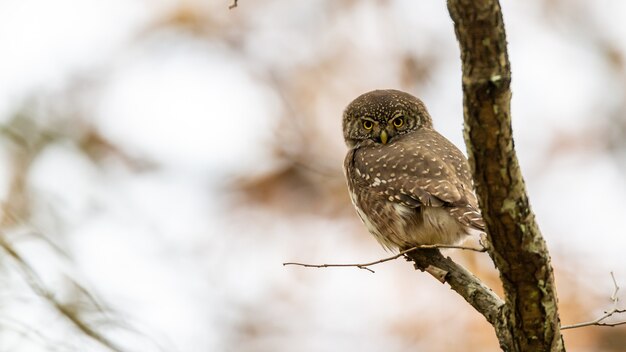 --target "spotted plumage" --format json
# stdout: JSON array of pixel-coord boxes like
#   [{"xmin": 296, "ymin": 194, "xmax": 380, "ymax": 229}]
[{"xmin": 342, "ymin": 89, "xmax": 484, "ymax": 251}]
